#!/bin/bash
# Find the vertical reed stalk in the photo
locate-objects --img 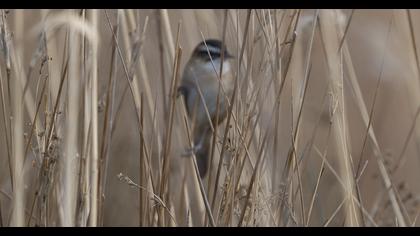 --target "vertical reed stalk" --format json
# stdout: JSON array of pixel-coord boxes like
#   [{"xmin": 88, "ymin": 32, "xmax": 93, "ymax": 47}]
[
  {"xmin": 88, "ymin": 9, "xmax": 99, "ymax": 227},
  {"xmin": 318, "ymin": 9, "xmax": 361, "ymax": 226},
  {"xmin": 10, "ymin": 35, "xmax": 25, "ymax": 229},
  {"xmin": 62, "ymin": 12, "xmax": 81, "ymax": 226}
]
